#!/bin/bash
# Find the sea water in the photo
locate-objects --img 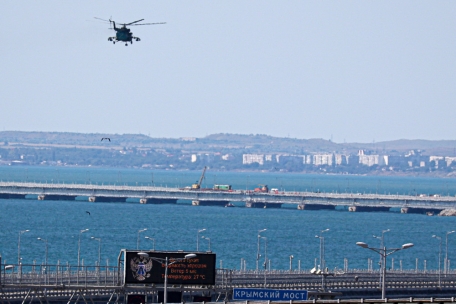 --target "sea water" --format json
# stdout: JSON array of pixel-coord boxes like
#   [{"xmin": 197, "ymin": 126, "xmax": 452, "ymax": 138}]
[{"xmin": 0, "ymin": 166, "xmax": 455, "ymax": 272}]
